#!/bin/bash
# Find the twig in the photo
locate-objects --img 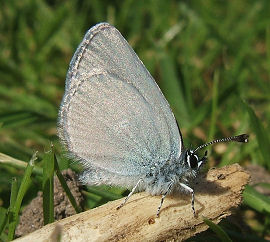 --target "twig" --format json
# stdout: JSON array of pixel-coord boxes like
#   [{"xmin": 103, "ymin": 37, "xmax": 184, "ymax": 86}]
[{"xmin": 15, "ymin": 164, "xmax": 250, "ymax": 242}]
